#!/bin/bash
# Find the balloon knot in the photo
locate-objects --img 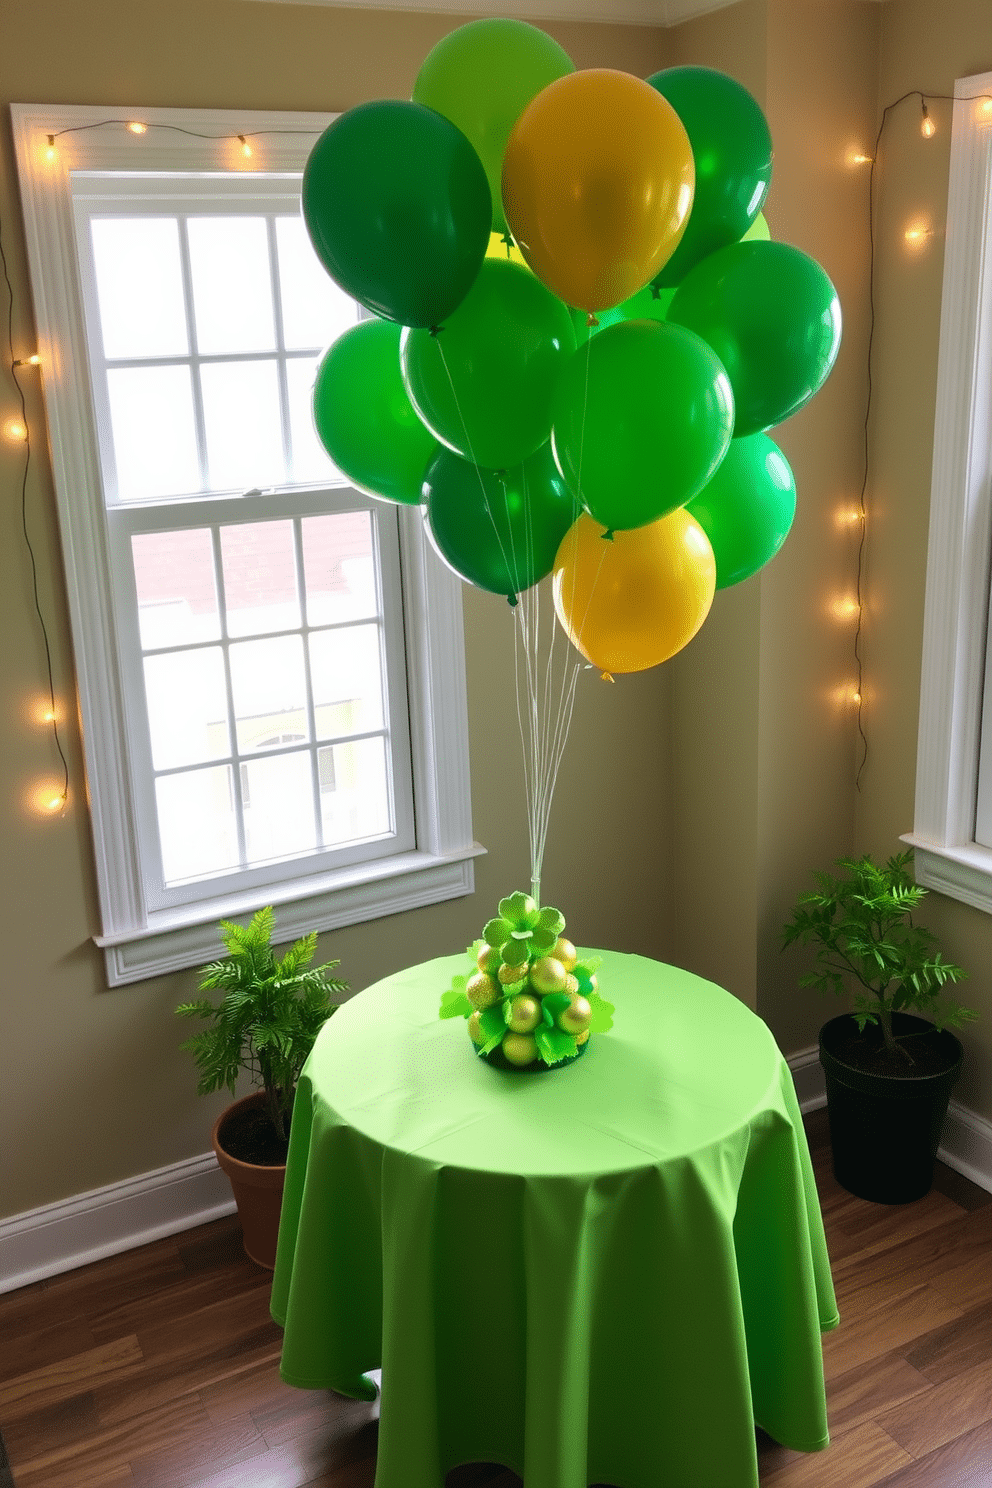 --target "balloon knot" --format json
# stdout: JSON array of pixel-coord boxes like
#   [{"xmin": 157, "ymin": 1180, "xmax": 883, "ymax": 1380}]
[
  {"xmin": 501, "ymin": 231, "xmax": 514, "ymax": 255},
  {"xmin": 602, "ymin": 529, "xmax": 615, "ymax": 542},
  {"xmin": 601, "ymin": 672, "xmax": 615, "ymax": 684},
  {"xmin": 429, "ymin": 324, "xmax": 443, "ymax": 338},
  {"xmin": 586, "ymin": 313, "xmax": 599, "ymax": 328},
  {"xmin": 507, "ymin": 592, "xmax": 519, "ymax": 609},
  {"xmin": 650, "ymin": 284, "xmax": 662, "ymax": 300}
]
